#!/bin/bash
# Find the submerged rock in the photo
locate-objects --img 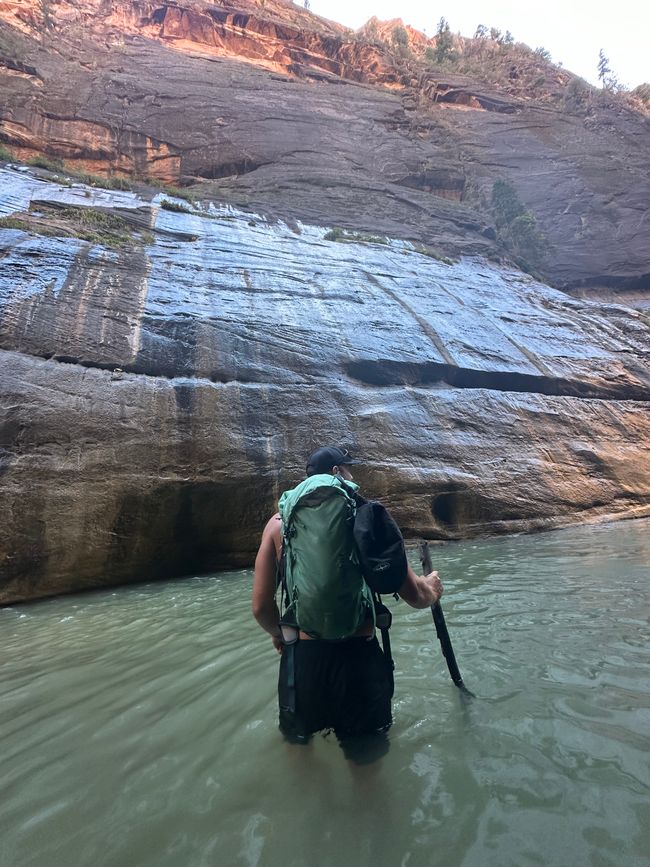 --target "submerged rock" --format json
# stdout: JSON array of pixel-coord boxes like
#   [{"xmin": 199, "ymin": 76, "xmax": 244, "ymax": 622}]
[{"xmin": 1, "ymin": 169, "xmax": 649, "ymax": 602}]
